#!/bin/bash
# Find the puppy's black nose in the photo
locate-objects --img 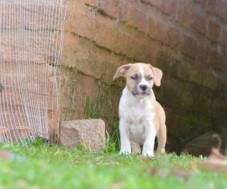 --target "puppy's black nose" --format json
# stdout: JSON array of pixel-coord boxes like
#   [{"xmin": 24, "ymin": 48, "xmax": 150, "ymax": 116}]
[{"xmin": 139, "ymin": 85, "xmax": 147, "ymax": 91}]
